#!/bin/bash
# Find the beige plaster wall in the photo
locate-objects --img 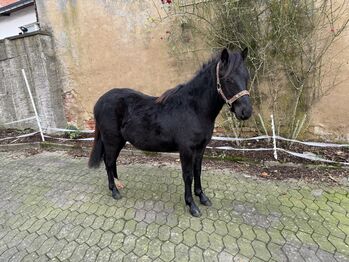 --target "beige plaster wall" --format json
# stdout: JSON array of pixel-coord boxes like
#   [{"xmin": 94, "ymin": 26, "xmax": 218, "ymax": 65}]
[
  {"xmin": 309, "ymin": 32, "xmax": 349, "ymax": 141},
  {"xmin": 35, "ymin": 0, "xmax": 196, "ymax": 128}
]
